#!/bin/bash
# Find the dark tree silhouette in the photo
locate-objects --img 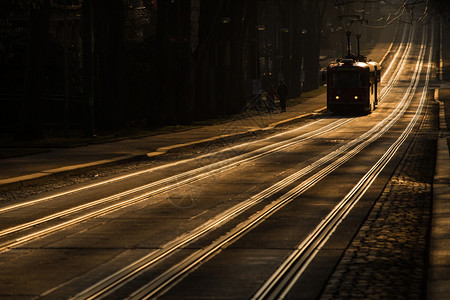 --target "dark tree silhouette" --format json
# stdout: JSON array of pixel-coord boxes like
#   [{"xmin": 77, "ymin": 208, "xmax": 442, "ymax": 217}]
[
  {"xmin": 16, "ymin": 0, "xmax": 51, "ymax": 140},
  {"xmin": 303, "ymin": 0, "xmax": 328, "ymax": 92},
  {"xmin": 155, "ymin": 0, "xmax": 192, "ymax": 124},
  {"xmin": 92, "ymin": 0, "xmax": 126, "ymax": 129},
  {"xmin": 193, "ymin": 0, "xmax": 252, "ymax": 118},
  {"xmin": 82, "ymin": 0, "xmax": 94, "ymax": 136}
]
